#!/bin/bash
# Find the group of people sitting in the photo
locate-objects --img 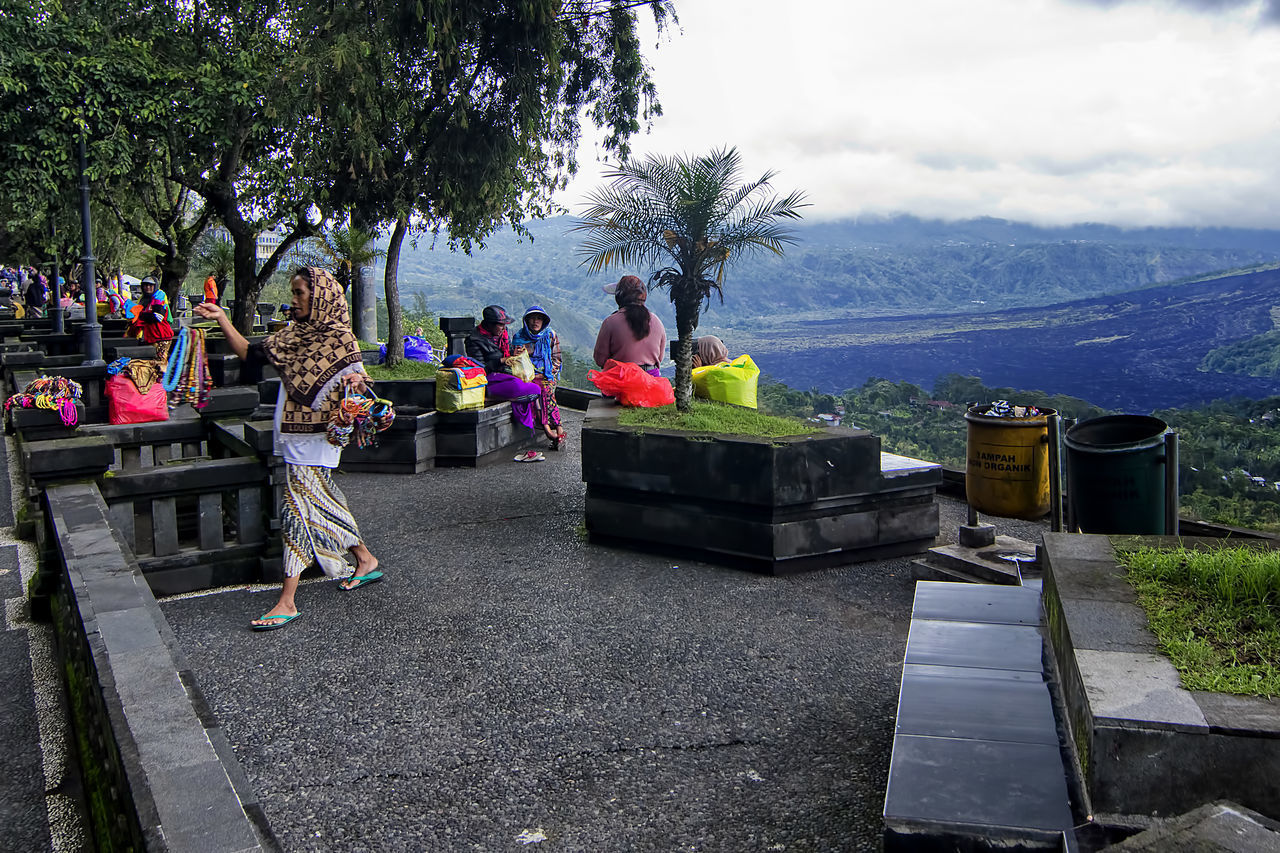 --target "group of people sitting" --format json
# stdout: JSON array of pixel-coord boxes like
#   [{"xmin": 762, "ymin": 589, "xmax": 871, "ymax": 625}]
[
  {"xmin": 466, "ymin": 304, "xmax": 568, "ymax": 450},
  {"xmin": 465, "ymin": 273, "xmax": 731, "ymax": 457}
]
